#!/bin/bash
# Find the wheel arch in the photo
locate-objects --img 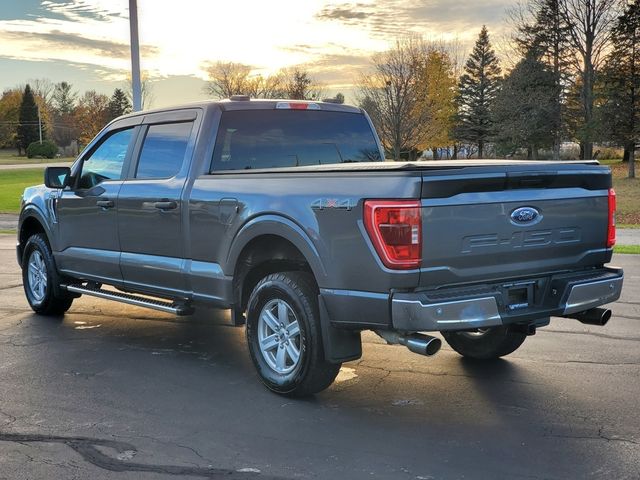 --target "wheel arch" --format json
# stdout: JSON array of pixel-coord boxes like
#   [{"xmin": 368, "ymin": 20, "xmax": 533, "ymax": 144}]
[
  {"xmin": 226, "ymin": 215, "xmax": 328, "ymax": 319},
  {"xmin": 18, "ymin": 207, "xmax": 54, "ymax": 267}
]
